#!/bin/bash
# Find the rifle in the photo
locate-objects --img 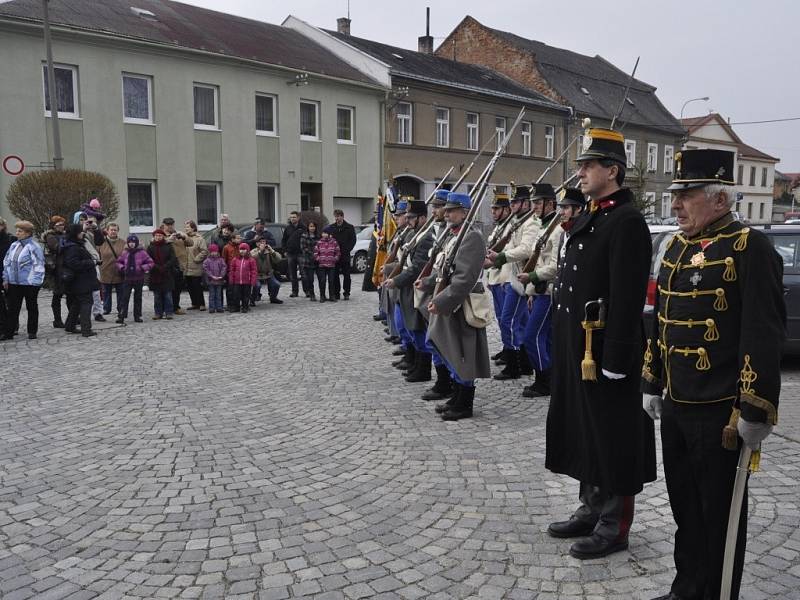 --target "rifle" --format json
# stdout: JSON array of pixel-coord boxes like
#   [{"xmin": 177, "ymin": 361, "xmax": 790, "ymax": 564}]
[
  {"xmin": 434, "ymin": 107, "xmax": 527, "ymax": 297},
  {"xmin": 416, "ymin": 225, "xmax": 452, "ymax": 283},
  {"xmin": 486, "ymin": 212, "xmax": 514, "ymax": 249},
  {"xmin": 490, "ymin": 209, "xmax": 535, "ymax": 253}
]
